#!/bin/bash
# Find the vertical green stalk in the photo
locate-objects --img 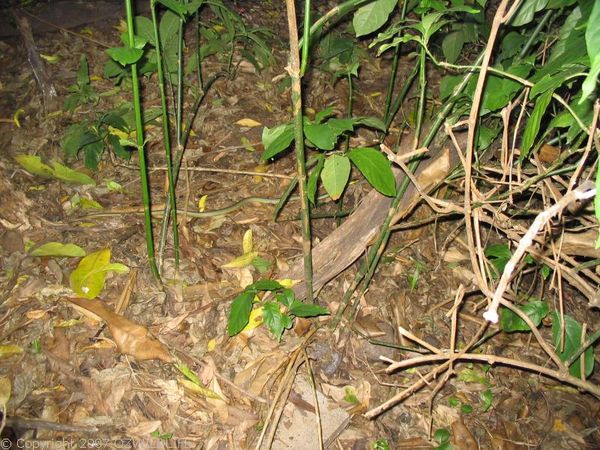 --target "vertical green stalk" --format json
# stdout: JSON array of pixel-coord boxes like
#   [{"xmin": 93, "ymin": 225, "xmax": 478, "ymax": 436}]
[
  {"xmin": 124, "ymin": 0, "xmax": 160, "ymax": 280},
  {"xmin": 151, "ymin": 1, "xmax": 180, "ymax": 270},
  {"xmin": 300, "ymin": 0, "xmax": 311, "ymax": 75},
  {"xmin": 286, "ymin": 0, "xmax": 314, "ymax": 303},
  {"xmin": 330, "ymin": 51, "xmax": 484, "ymax": 330}
]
